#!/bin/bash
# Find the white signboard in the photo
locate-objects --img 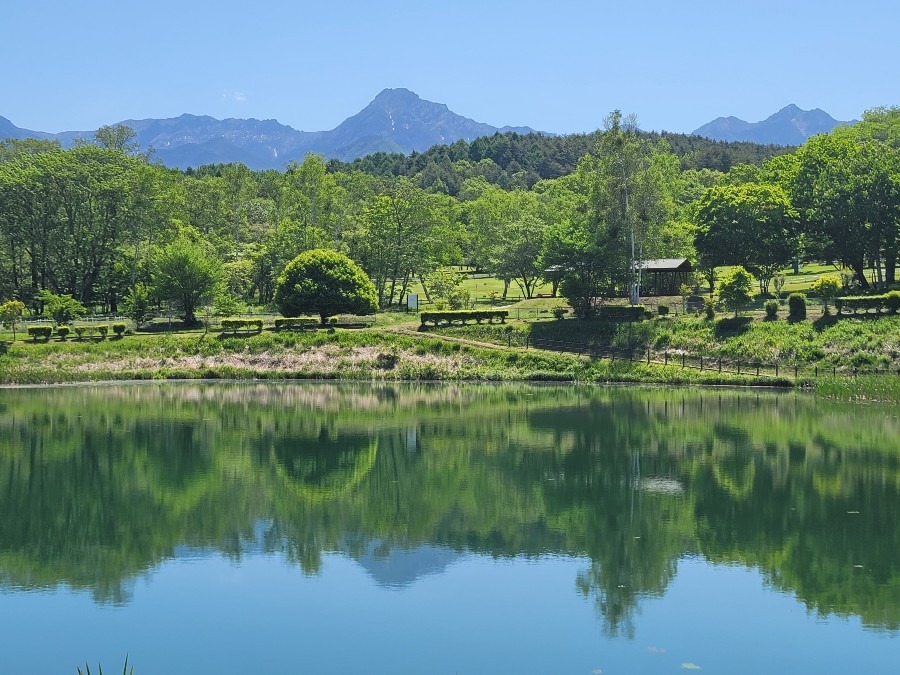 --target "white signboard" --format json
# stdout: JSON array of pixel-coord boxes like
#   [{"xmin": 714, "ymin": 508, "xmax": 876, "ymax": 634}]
[{"xmin": 407, "ymin": 293, "xmax": 418, "ymax": 310}]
